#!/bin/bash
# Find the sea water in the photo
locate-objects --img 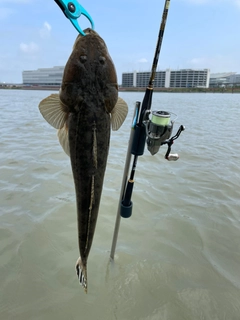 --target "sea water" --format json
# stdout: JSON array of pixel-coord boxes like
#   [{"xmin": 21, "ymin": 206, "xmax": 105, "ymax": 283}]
[{"xmin": 0, "ymin": 89, "xmax": 240, "ymax": 320}]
